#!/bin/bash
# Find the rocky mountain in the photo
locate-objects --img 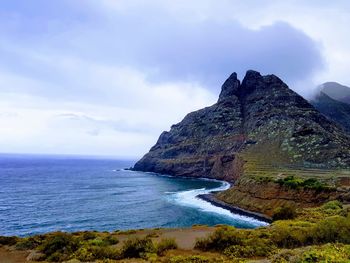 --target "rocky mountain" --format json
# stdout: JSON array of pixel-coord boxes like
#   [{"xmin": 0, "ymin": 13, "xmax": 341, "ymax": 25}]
[
  {"xmin": 134, "ymin": 70, "xmax": 350, "ymax": 183},
  {"xmin": 311, "ymin": 91, "xmax": 350, "ymax": 133},
  {"xmin": 320, "ymin": 82, "xmax": 350, "ymax": 105}
]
